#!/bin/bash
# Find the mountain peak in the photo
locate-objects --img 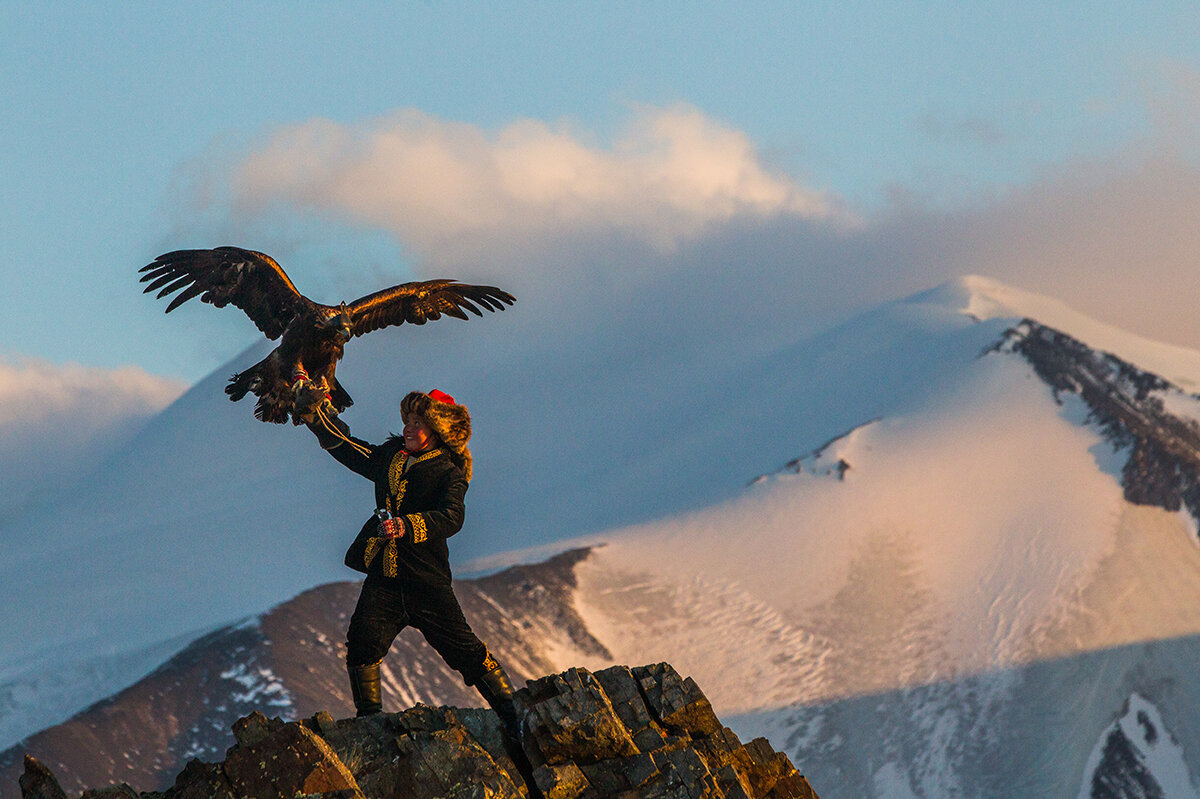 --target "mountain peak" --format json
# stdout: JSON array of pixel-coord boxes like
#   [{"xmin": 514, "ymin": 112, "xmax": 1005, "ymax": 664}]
[
  {"xmin": 906, "ymin": 274, "xmax": 1083, "ymax": 325},
  {"xmin": 905, "ymin": 275, "xmax": 1200, "ymax": 391}
]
